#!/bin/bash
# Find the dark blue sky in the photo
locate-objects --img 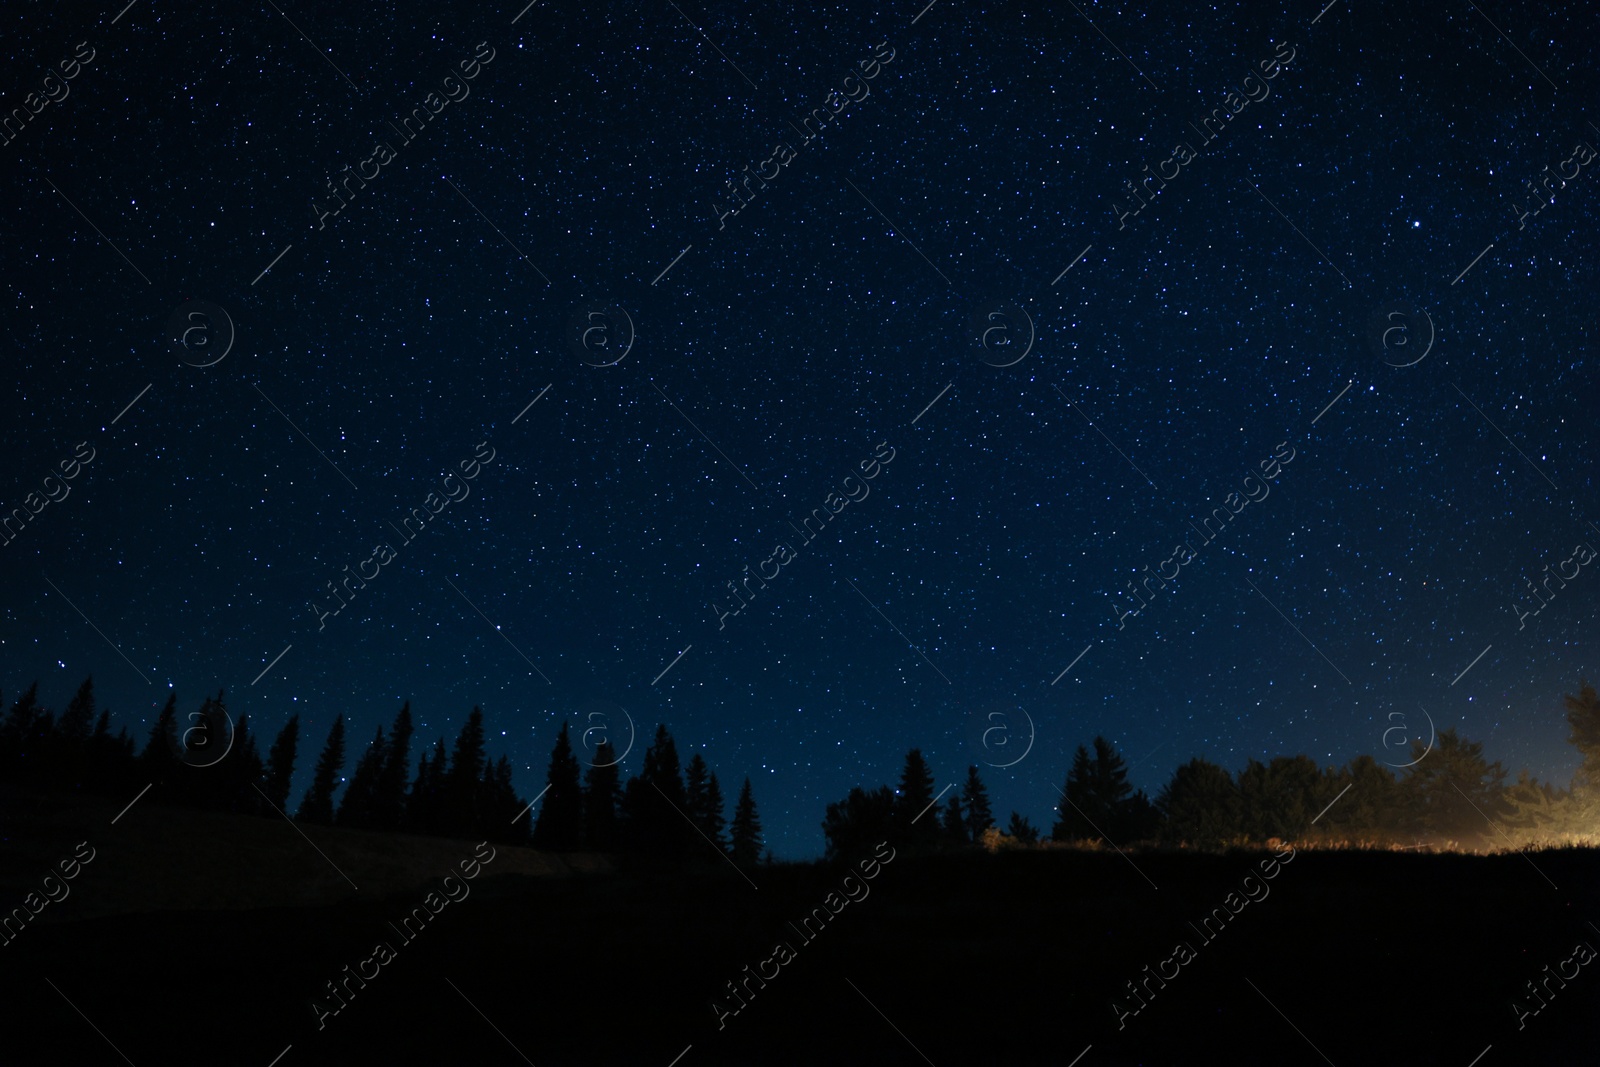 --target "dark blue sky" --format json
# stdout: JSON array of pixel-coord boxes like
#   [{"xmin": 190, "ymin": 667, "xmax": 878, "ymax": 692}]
[{"xmin": 2, "ymin": 0, "xmax": 1595, "ymax": 857}]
